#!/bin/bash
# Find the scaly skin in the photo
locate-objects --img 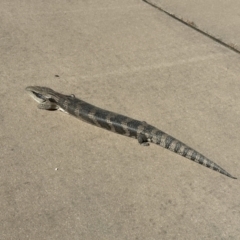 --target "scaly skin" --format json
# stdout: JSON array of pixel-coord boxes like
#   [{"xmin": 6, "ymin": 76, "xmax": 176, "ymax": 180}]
[{"xmin": 25, "ymin": 86, "xmax": 236, "ymax": 179}]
